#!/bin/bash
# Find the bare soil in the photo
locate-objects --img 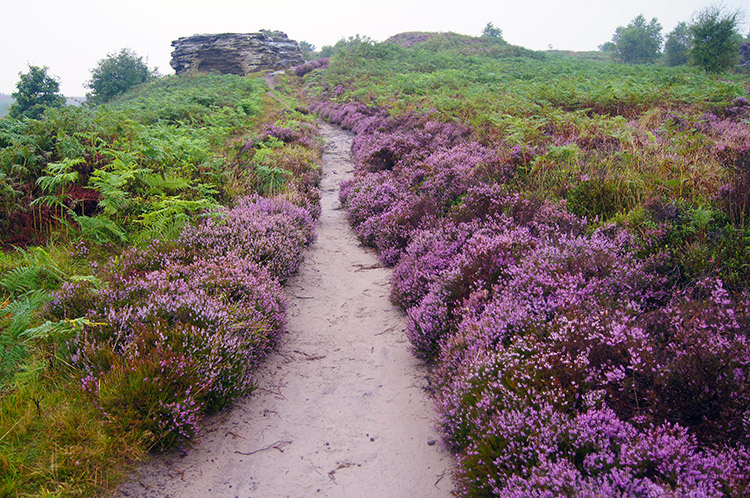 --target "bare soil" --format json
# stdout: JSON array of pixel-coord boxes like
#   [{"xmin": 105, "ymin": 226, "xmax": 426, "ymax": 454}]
[{"xmin": 114, "ymin": 122, "xmax": 455, "ymax": 498}]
